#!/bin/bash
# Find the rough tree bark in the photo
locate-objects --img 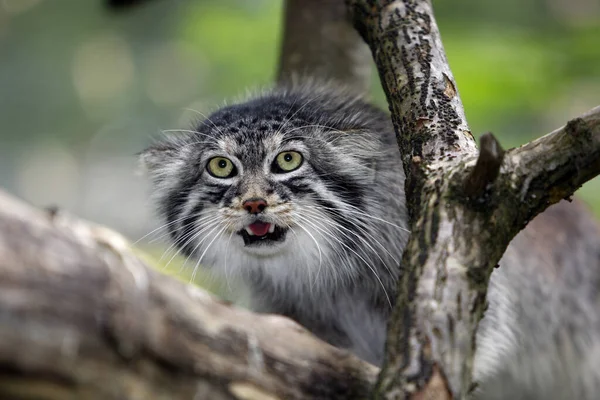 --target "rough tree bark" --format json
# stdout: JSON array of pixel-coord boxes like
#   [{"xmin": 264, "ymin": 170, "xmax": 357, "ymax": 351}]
[
  {"xmin": 0, "ymin": 189, "xmax": 377, "ymax": 400},
  {"xmin": 345, "ymin": 0, "xmax": 600, "ymax": 399},
  {"xmin": 1, "ymin": 0, "xmax": 599, "ymax": 399}
]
